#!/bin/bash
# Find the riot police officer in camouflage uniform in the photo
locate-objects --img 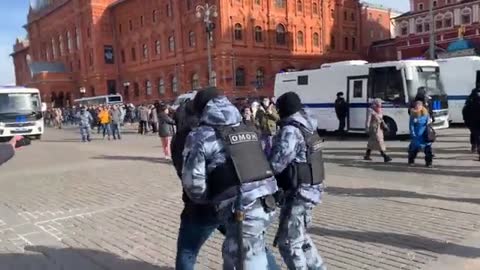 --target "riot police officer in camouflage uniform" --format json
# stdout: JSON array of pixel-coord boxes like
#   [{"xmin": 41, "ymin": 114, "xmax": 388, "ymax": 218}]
[
  {"xmin": 182, "ymin": 88, "xmax": 279, "ymax": 270},
  {"xmin": 270, "ymin": 92, "xmax": 327, "ymax": 270}
]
